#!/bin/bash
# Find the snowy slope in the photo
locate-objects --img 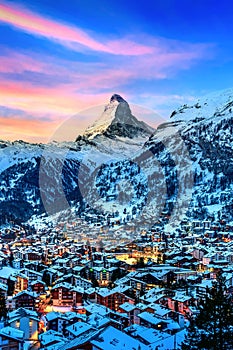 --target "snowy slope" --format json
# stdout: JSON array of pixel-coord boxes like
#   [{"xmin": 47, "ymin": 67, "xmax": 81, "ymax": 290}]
[
  {"xmin": 83, "ymin": 99, "xmax": 119, "ymax": 139},
  {"xmin": 144, "ymin": 88, "xmax": 233, "ymax": 223},
  {"xmin": 170, "ymin": 88, "xmax": 233, "ymax": 122}
]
